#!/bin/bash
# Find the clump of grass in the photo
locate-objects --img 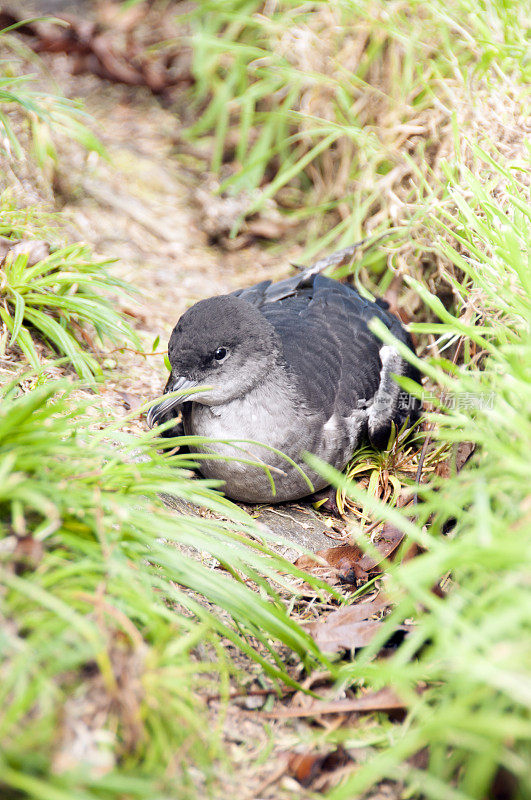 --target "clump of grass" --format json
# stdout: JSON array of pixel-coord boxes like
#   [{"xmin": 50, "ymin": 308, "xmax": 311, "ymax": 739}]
[
  {"xmin": 332, "ymin": 424, "xmax": 447, "ymax": 522},
  {"xmin": 182, "ymin": 0, "xmax": 528, "ymax": 256},
  {"xmin": 310, "ymin": 148, "xmax": 531, "ymax": 799},
  {"xmin": 0, "ymin": 220, "xmax": 139, "ymax": 380},
  {"xmin": 0, "ymin": 24, "xmax": 134, "ymax": 380},
  {"xmin": 0, "ymin": 377, "xmax": 334, "ymax": 798},
  {"xmin": 0, "ymin": 17, "xmax": 104, "ymax": 164},
  {"xmin": 0, "ymin": 192, "xmax": 56, "ymax": 239}
]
